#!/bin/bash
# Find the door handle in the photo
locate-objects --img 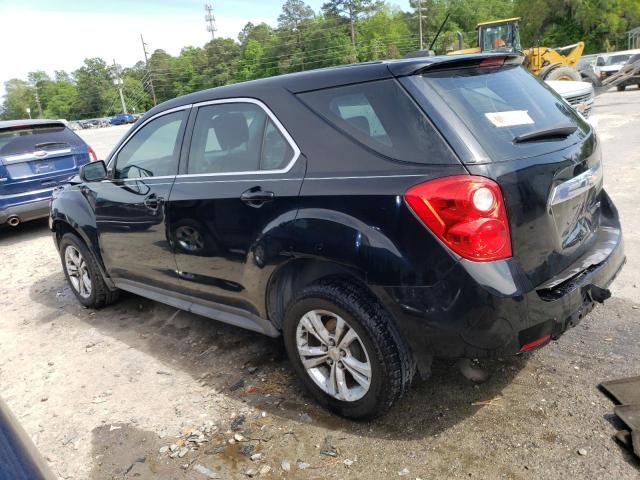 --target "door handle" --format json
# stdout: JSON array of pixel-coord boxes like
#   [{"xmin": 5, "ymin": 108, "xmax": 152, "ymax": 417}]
[
  {"xmin": 240, "ymin": 188, "xmax": 275, "ymax": 207},
  {"xmin": 144, "ymin": 193, "xmax": 162, "ymax": 211}
]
